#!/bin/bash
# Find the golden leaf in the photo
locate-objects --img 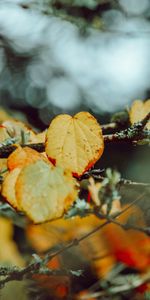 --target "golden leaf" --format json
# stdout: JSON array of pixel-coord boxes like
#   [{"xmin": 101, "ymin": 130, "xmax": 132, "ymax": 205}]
[
  {"xmin": 45, "ymin": 112, "xmax": 104, "ymax": 177},
  {"xmin": 16, "ymin": 160, "xmax": 78, "ymax": 223},
  {"xmin": 2, "ymin": 147, "xmax": 48, "ymax": 210},
  {"xmin": 129, "ymin": 99, "xmax": 150, "ymax": 129},
  {"xmin": 2, "ymin": 167, "xmax": 22, "ymax": 210}
]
